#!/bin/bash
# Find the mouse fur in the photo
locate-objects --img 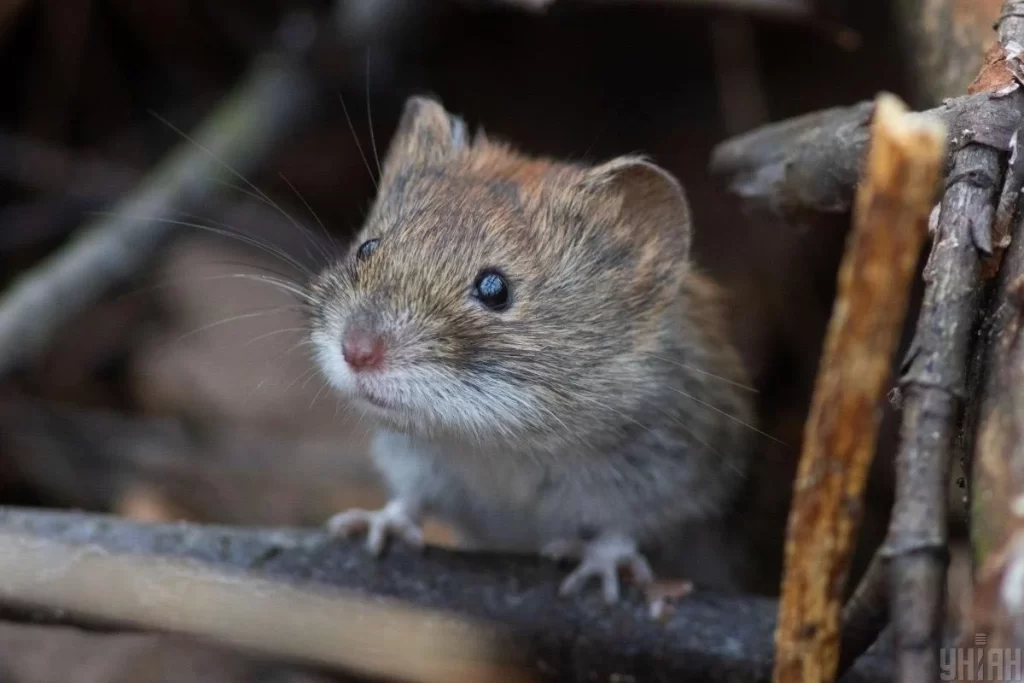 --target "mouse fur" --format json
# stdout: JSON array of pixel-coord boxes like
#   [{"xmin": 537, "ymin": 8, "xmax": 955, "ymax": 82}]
[{"xmin": 308, "ymin": 96, "xmax": 755, "ymax": 600}]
